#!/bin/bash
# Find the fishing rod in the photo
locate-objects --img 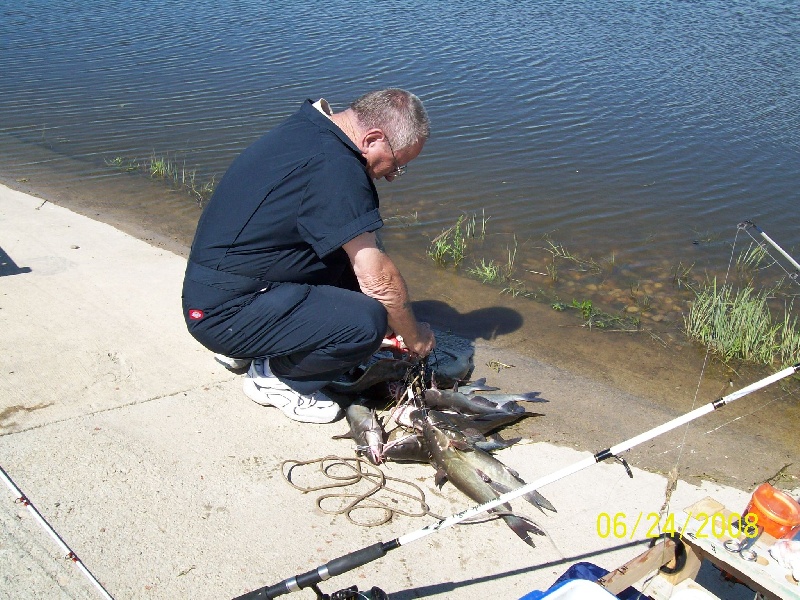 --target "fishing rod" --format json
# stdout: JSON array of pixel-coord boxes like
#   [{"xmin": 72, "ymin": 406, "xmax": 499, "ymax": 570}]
[
  {"xmin": 739, "ymin": 220, "xmax": 800, "ymax": 278},
  {"xmin": 234, "ymin": 362, "xmax": 800, "ymax": 600},
  {"xmin": 0, "ymin": 464, "xmax": 115, "ymax": 600}
]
